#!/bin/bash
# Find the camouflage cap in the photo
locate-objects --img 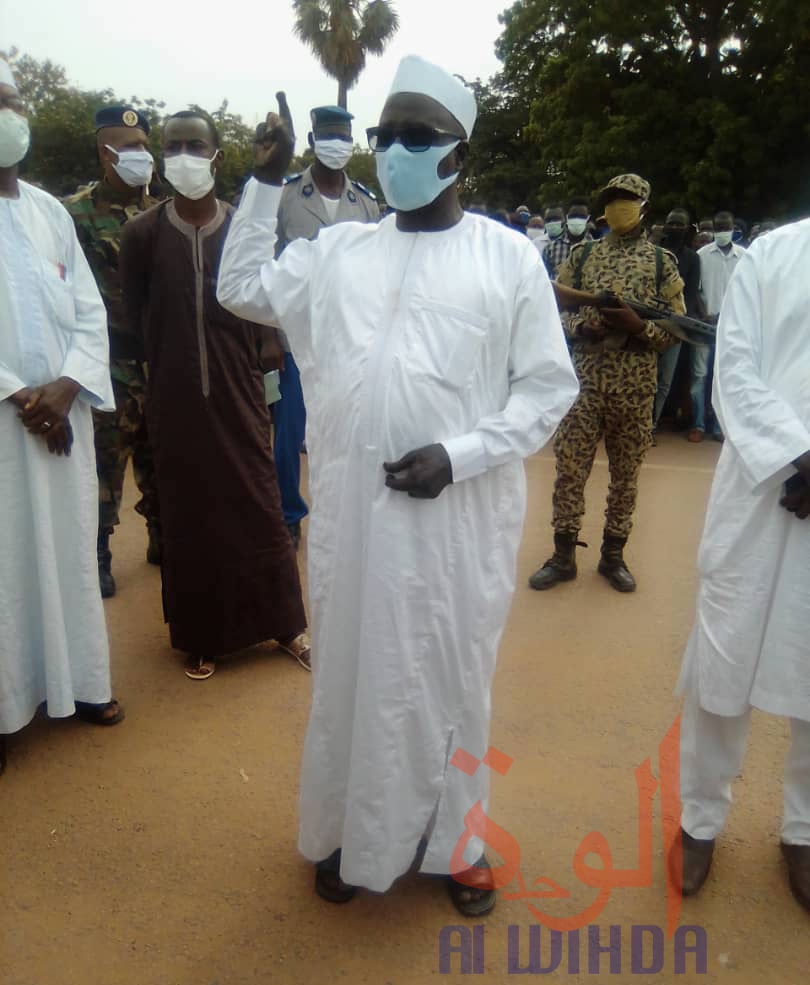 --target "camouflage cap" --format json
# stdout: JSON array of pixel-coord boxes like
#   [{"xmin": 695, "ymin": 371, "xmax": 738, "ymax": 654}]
[{"xmin": 599, "ymin": 173, "xmax": 650, "ymax": 202}]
